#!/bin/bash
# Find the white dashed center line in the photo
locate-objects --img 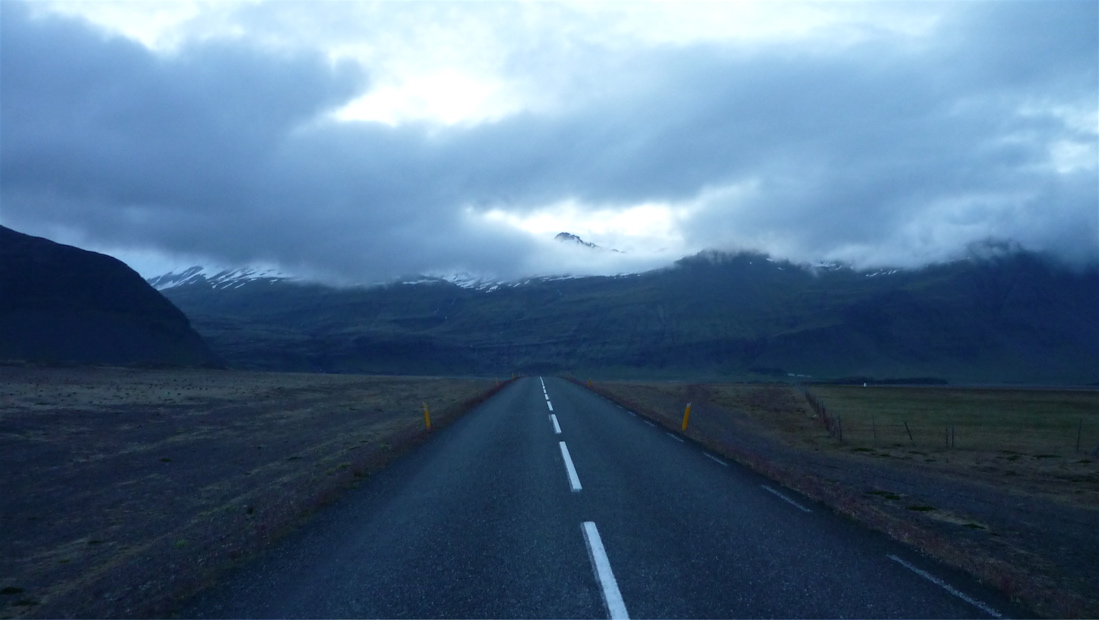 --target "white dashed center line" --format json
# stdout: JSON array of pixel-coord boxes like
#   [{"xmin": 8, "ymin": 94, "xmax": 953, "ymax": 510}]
[
  {"xmin": 547, "ymin": 400, "xmax": 554, "ymax": 411},
  {"xmin": 582, "ymin": 522, "xmax": 630, "ymax": 620},
  {"xmin": 550, "ymin": 414, "xmax": 561, "ymax": 434},
  {"xmin": 559, "ymin": 441, "xmax": 582, "ymax": 491}
]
